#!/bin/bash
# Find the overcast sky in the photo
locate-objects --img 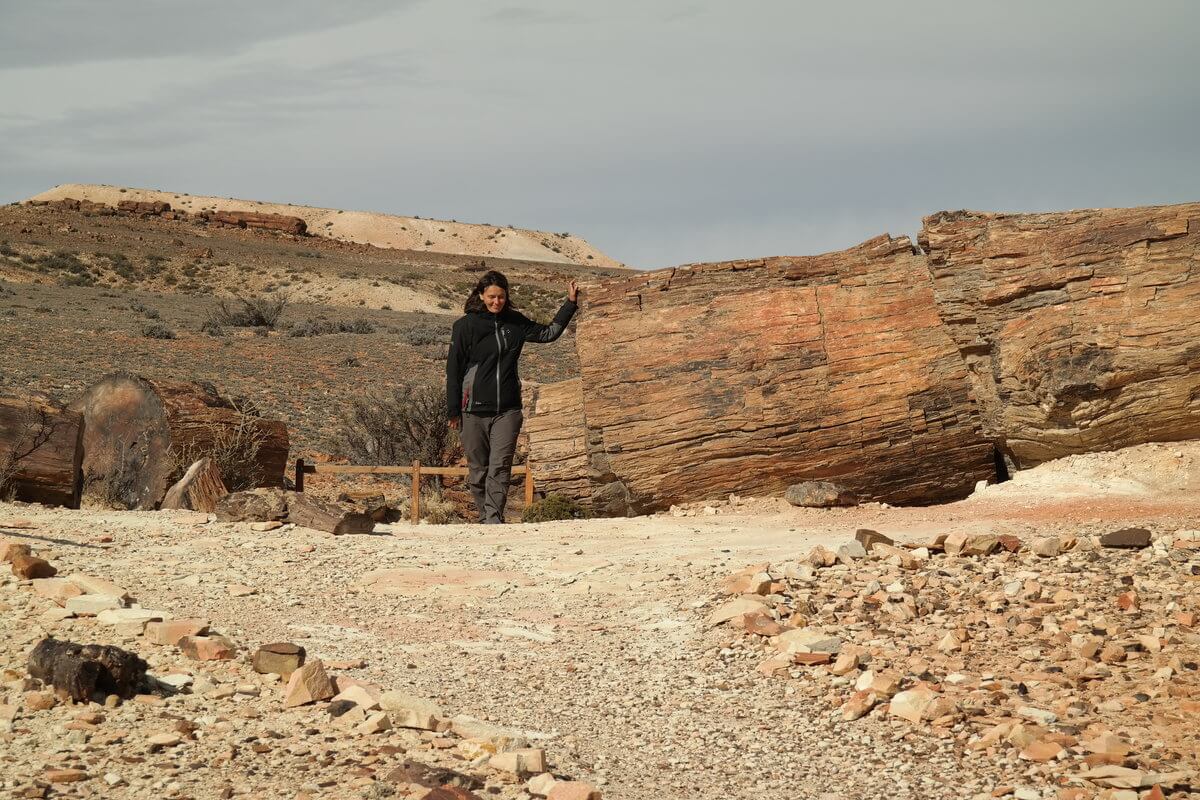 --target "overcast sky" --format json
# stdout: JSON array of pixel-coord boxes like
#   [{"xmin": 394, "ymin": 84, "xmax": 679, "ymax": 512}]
[{"xmin": 1, "ymin": 1, "xmax": 1197, "ymax": 268}]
